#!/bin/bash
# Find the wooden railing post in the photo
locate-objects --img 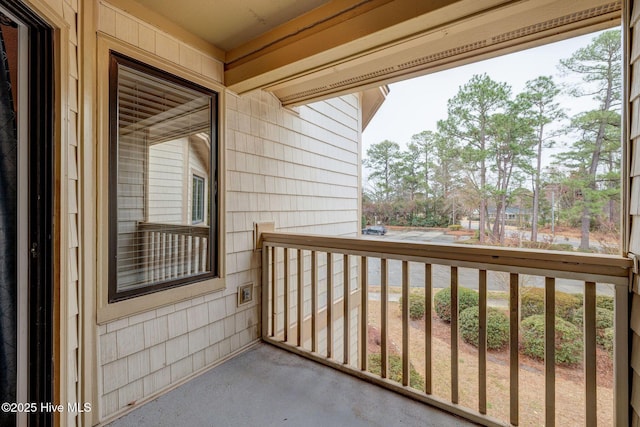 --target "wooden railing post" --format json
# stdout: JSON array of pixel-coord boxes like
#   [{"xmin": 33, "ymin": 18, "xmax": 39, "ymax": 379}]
[
  {"xmin": 344, "ymin": 255, "xmax": 350, "ymax": 366},
  {"xmin": 360, "ymin": 257, "xmax": 368, "ymax": 371},
  {"xmin": 298, "ymin": 249, "xmax": 304, "ymax": 348},
  {"xmin": 584, "ymin": 282, "xmax": 597, "ymax": 427},
  {"xmin": 425, "ymin": 264, "xmax": 432, "ymax": 395},
  {"xmin": 510, "ymin": 273, "xmax": 519, "ymax": 426},
  {"xmin": 614, "ymin": 283, "xmax": 629, "ymax": 427},
  {"xmin": 327, "ymin": 252, "xmax": 333, "ymax": 359},
  {"xmin": 284, "ymin": 248, "xmax": 290, "ymax": 343},
  {"xmin": 478, "ymin": 269, "xmax": 487, "ymax": 414},
  {"xmin": 381, "ymin": 258, "xmax": 388, "ymax": 379},
  {"xmin": 402, "ymin": 261, "xmax": 409, "ymax": 387},
  {"xmin": 544, "ymin": 277, "xmax": 556, "ymax": 427},
  {"xmin": 272, "ymin": 247, "xmax": 278, "ymax": 339},
  {"xmin": 451, "ymin": 266, "xmax": 458, "ymax": 404},
  {"xmin": 262, "ymin": 245, "xmax": 270, "ymax": 339},
  {"xmin": 311, "ymin": 251, "xmax": 318, "ymax": 353}
]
